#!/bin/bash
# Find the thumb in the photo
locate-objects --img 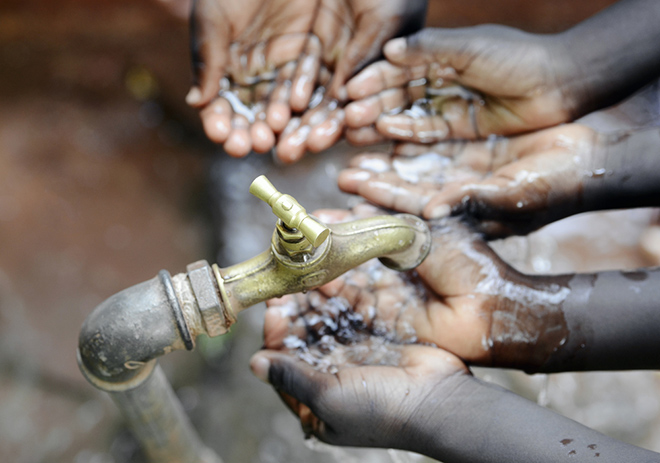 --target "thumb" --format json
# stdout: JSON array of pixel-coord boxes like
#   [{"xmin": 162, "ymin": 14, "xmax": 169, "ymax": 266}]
[
  {"xmin": 250, "ymin": 351, "xmax": 326, "ymax": 408},
  {"xmin": 187, "ymin": 0, "xmax": 229, "ymax": 107},
  {"xmin": 384, "ymin": 27, "xmax": 485, "ymax": 71}
]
